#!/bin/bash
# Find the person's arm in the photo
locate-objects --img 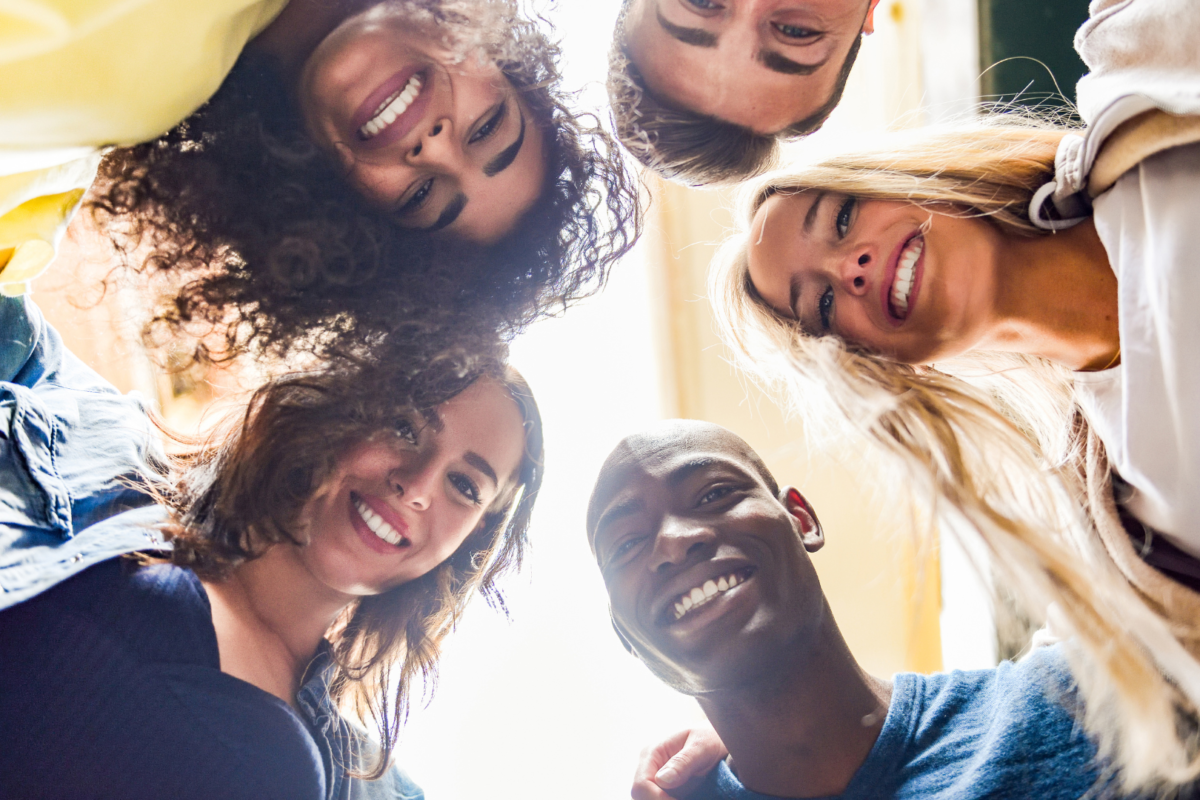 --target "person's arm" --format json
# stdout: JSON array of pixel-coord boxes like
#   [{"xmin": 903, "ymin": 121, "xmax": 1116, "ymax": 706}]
[{"xmin": 632, "ymin": 724, "xmax": 728, "ymax": 800}]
